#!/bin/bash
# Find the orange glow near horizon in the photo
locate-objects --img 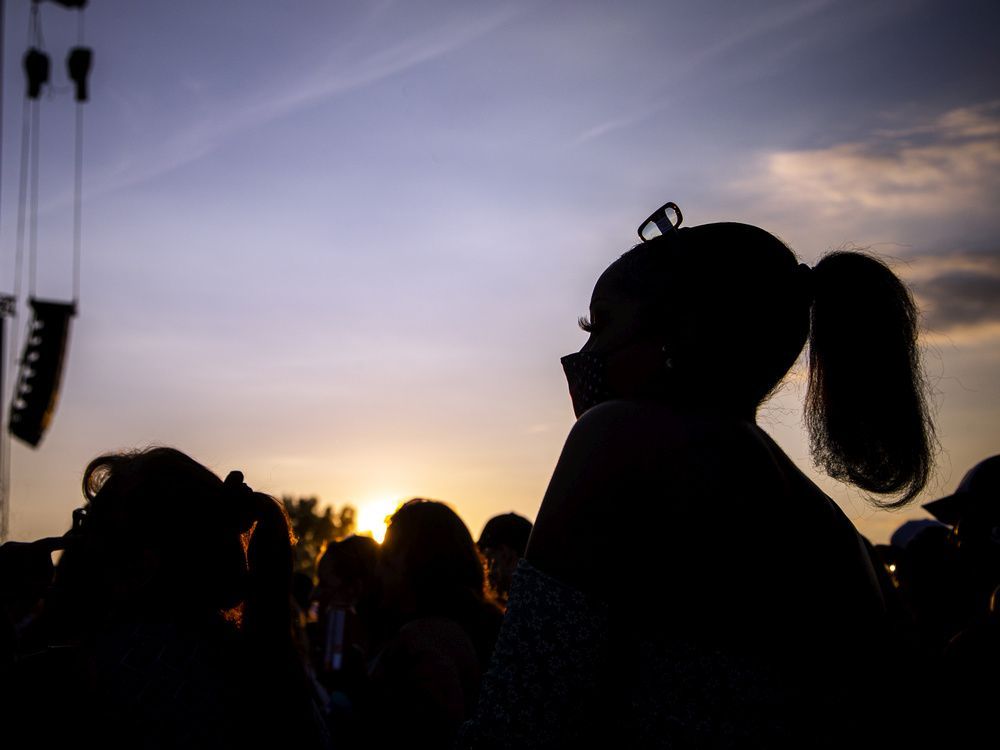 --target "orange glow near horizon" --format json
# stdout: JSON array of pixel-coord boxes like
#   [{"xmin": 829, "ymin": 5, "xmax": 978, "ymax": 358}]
[{"xmin": 355, "ymin": 497, "xmax": 402, "ymax": 544}]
